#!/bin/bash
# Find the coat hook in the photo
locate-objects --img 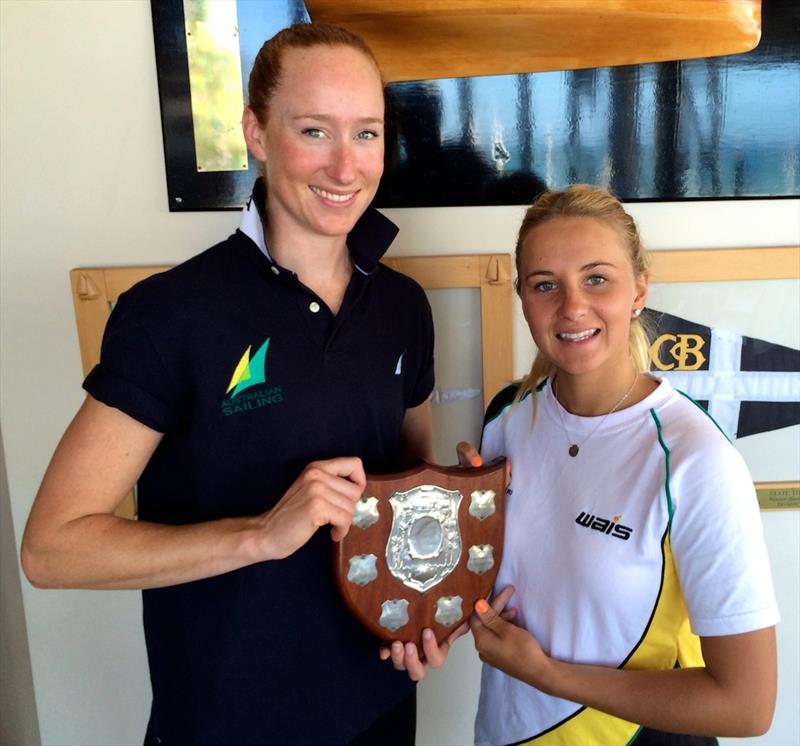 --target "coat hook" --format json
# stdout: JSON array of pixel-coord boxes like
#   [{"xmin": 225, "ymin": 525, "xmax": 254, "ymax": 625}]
[
  {"xmin": 77, "ymin": 273, "xmax": 100, "ymax": 299},
  {"xmin": 485, "ymin": 256, "xmax": 509, "ymax": 285}
]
